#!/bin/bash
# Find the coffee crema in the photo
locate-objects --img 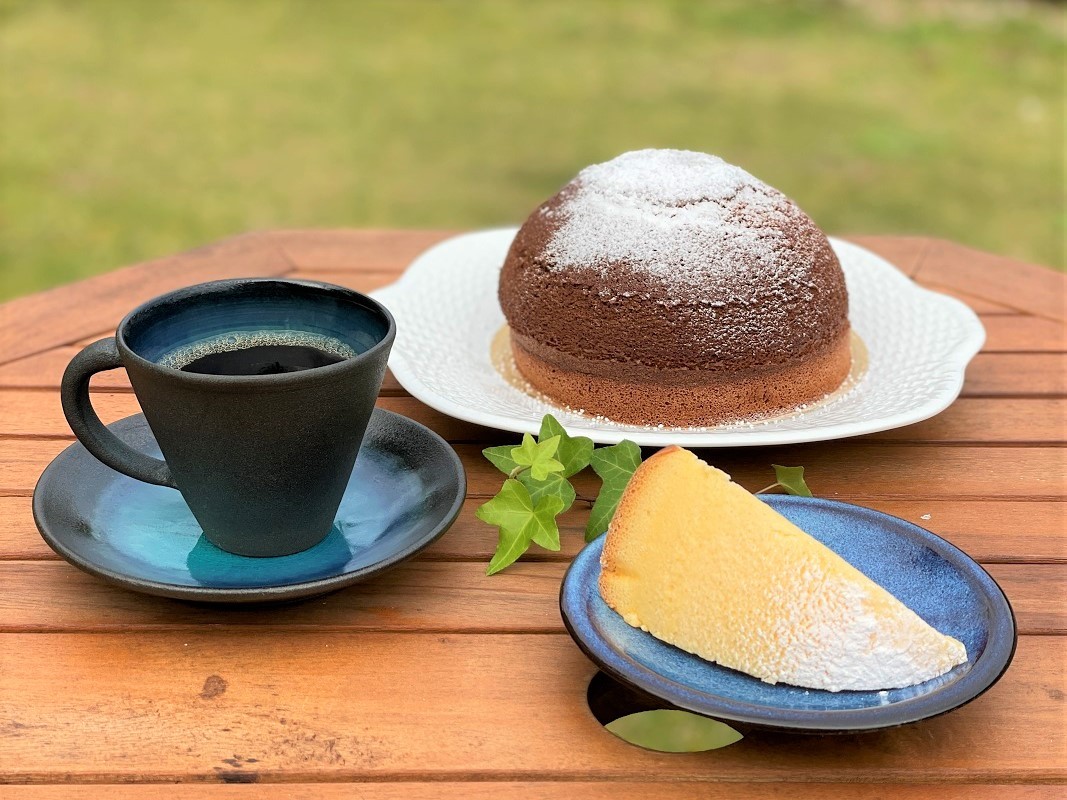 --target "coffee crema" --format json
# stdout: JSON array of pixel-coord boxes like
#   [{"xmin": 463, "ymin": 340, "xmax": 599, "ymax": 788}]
[{"xmin": 156, "ymin": 330, "xmax": 359, "ymax": 375}]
